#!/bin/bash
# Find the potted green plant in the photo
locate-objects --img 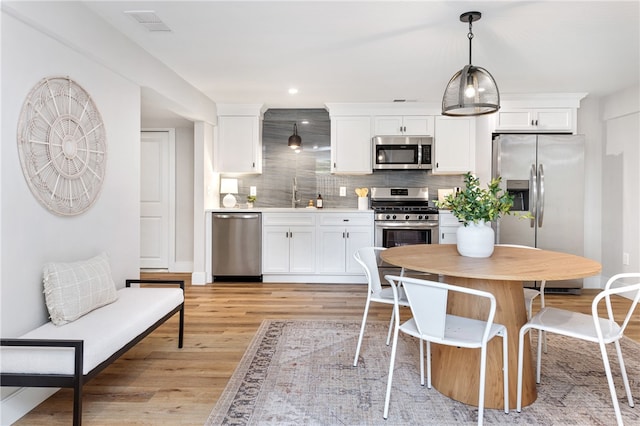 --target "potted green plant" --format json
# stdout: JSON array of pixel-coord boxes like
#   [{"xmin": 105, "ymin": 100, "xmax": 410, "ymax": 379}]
[
  {"xmin": 436, "ymin": 172, "xmax": 515, "ymax": 257},
  {"xmin": 247, "ymin": 195, "xmax": 257, "ymax": 208}
]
